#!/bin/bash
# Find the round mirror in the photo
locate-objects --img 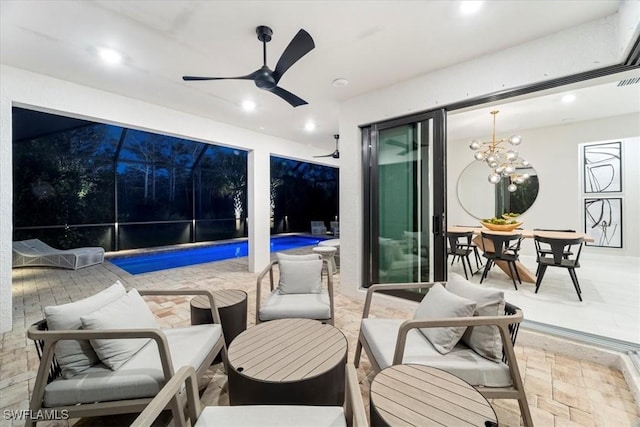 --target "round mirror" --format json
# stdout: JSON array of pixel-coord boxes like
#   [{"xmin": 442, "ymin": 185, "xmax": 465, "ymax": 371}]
[{"xmin": 457, "ymin": 161, "xmax": 539, "ymax": 219}]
